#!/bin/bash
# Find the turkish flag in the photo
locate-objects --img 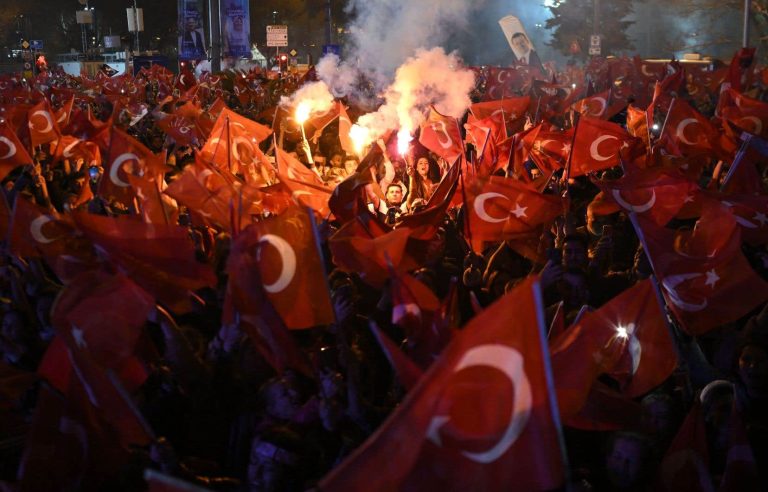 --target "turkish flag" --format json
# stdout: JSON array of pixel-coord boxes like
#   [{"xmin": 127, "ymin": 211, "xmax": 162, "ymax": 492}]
[
  {"xmin": 570, "ymin": 115, "xmax": 638, "ymax": 177},
  {"xmin": 390, "ymin": 269, "xmax": 440, "ymax": 338},
  {"xmin": 419, "ymin": 106, "xmax": 464, "ymax": 162},
  {"xmin": 318, "ymin": 276, "xmax": 566, "ymax": 492},
  {"xmin": 163, "ymin": 159, "xmax": 236, "ymax": 229},
  {"xmin": 562, "ymin": 381, "xmax": 646, "ymax": 432},
  {"xmin": 54, "ymin": 95, "xmax": 75, "ymax": 129},
  {"xmin": 239, "ymin": 205, "xmax": 334, "ymax": 329},
  {"xmin": 200, "ymin": 107, "xmax": 273, "ymax": 173},
  {"xmin": 72, "ymin": 211, "xmax": 217, "ymax": 314},
  {"xmin": 50, "ymin": 135, "xmax": 101, "ymax": 167},
  {"xmin": 626, "ymin": 104, "xmax": 650, "ymax": 149},
  {"xmin": 0, "ymin": 121, "xmax": 33, "ymax": 180},
  {"xmin": 634, "ymin": 202, "xmax": 768, "ymax": 335},
  {"xmin": 306, "ymin": 100, "xmax": 341, "ymax": 134},
  {"xmin": 101, "ymin": 128, "xmax": 166, "ymax": 206},
  {"xmin": 8, "ymin": 195, "xmax": 74, "ymax": 259},
  {"xmin": 571, "ymin": 89, "xmax": 613, "ymax": 119},
  {"xmin": 27, "ymin": 99, "xmax": 61, "ymax": 148},
  {"xmin": 465, "ymin": 175, "xmax": 562, "ymax": 243},
  {"xmin": 664, "ymin": 98, "xmax": 719, "ymax": 155},
  {"xmin": 126, "ymin": 172, "xmax": 176, "ymax": 226},
  {"xmin": 594, "ymin": 167, "xmax": 699, "ymax": 226},
  {"xmin": 156, "ymin": 113, "xmax": 200, "ymax": 147},
  {"xmin": 328, "ymin": 212, "xmax": 418, "ymax": 288},
  {"xmin": 719, "ymin": 88, "xmax": 768, "ymax": 139},
  {"xmin": 525, "ymin": 126, "xmax": 573, "ymax": 176},
  {"xmin": 275, "ymin": 146, "xmax": 332, "ymax": 217},
  {"xmin": 718, "ymin": 193, "xmax": 768, "ymax": 245},
  {"xmin": 470, "ymin": 96, "xmax": 530, "ymax": 139},
  {"xmin": 464, "ymin": 115, "xmax": 492, "ymax": 162},
  {"xmin": 719, "ymin": 407, "xmax": 761, "ymax": 492}
]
